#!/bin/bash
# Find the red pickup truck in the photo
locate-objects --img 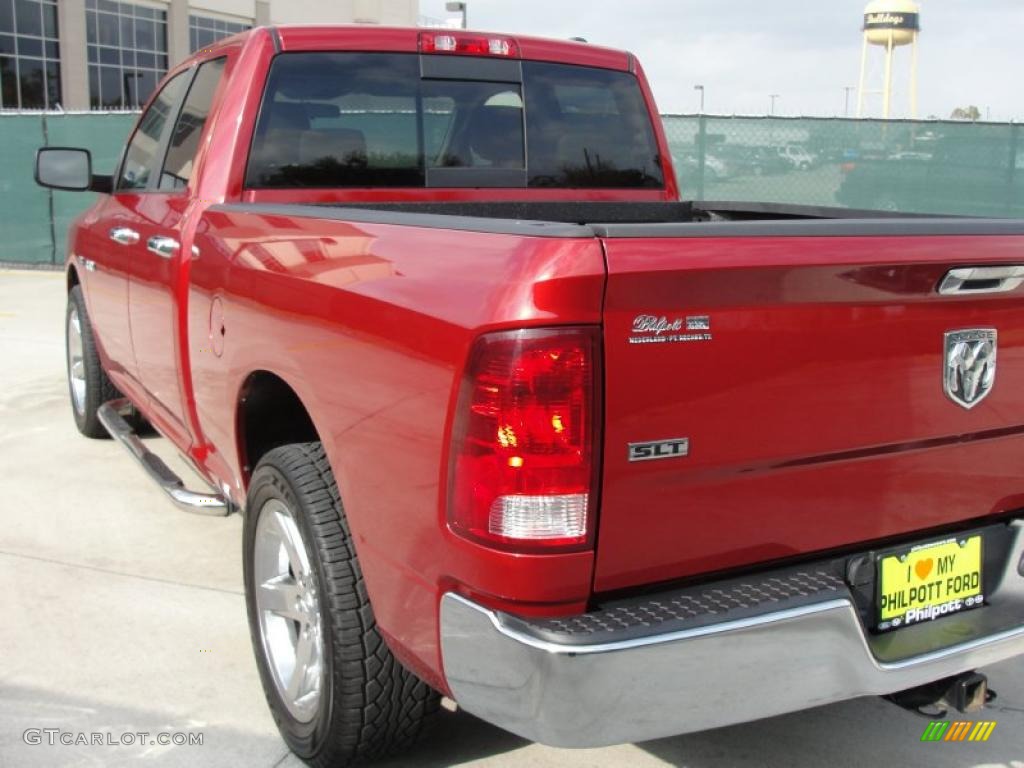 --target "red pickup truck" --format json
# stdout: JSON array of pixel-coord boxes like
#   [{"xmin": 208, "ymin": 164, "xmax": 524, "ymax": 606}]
[{"xmin": 36, "ymin": 24, "xmax": 1024, "ymax": 766}]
